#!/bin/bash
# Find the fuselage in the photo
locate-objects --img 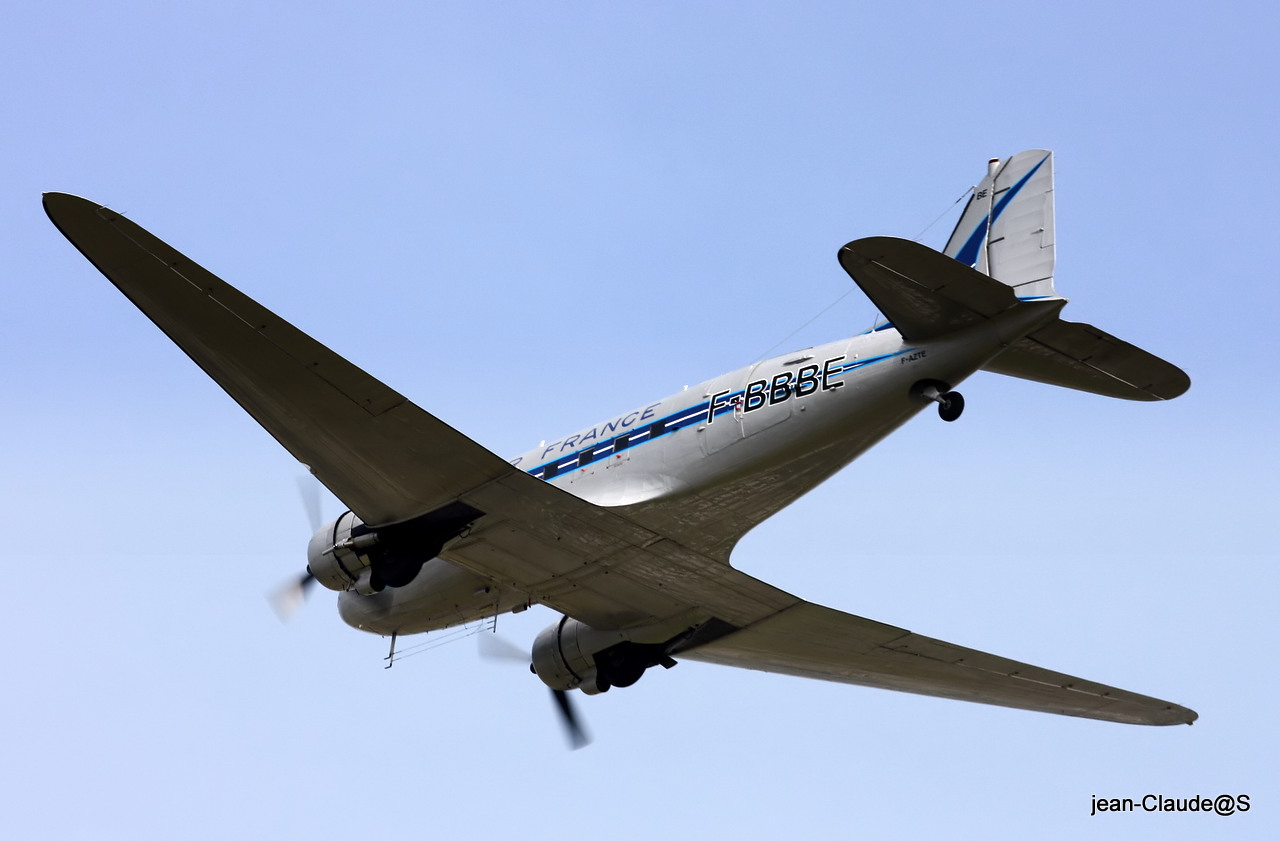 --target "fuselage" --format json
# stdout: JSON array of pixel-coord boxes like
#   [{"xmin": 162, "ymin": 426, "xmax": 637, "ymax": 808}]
[{"xmin": 337, "ymin": 299, "xmax": 1063, "ymax": 636}]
